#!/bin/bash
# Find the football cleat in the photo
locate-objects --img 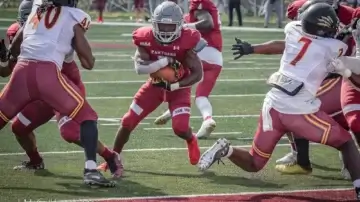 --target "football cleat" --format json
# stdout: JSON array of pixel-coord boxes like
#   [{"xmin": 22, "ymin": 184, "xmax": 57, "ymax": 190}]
[
  {"xmin": 106, "ymin": 153, "xmax": 124, "ymax": 178},
  {"xmin": 275, "ymin": 163, "xmax": 312, "ymax": 174},
  {"xmin": 275, "ymin": 152, "xmax": 297, "ymax": 165},
  {"xmin": 196, "ymin": 118, "xmax": 216, "ymax": 139},
  {"xmin": 84, "ymin": 169, "xmax": 116, "ymax": 187},
  {"xmin": 154, "ymin": 111, "xmax": 171, "ymax": 125},
  {"xmin": 13, "ymin": 160, "xmax": 45, "ymax": 170},
  {"xmin": 198, "ymin": 138, "xmax": 230, "ymax": 171}
]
